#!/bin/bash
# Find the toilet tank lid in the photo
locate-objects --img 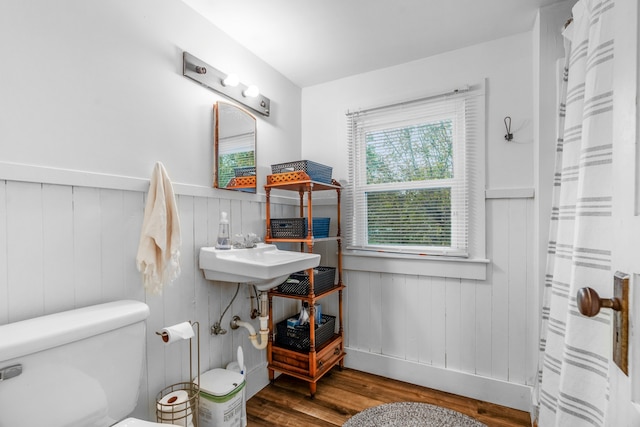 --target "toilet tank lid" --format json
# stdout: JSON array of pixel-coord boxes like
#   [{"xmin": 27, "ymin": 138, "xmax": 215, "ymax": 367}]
[{"xmin": 0, "ymin": 300, "xmax": 150, "ymax": 362}]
